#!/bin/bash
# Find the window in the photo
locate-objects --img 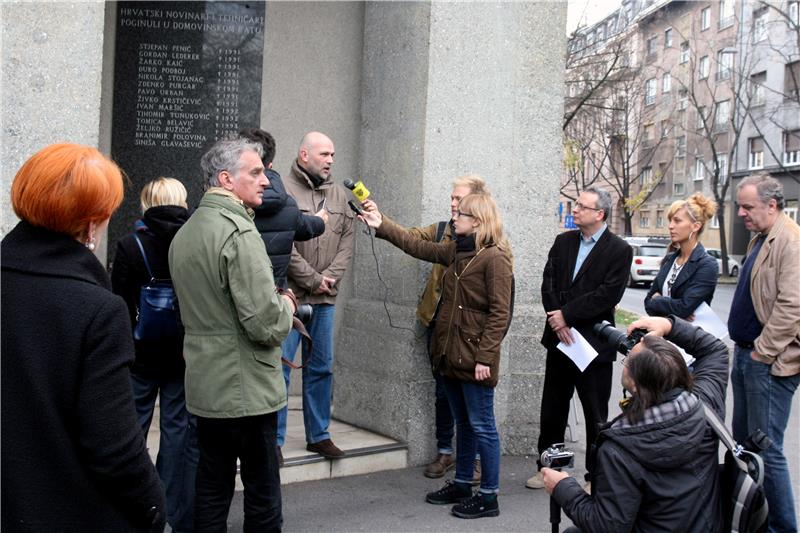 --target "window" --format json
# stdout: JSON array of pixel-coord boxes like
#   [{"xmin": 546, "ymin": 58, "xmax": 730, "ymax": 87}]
[
  {"xmin": 696, "ymin": 106, "xmax": 707, "ymax": 130},
  {"xmin": 720, "ymin": 0, "xmax": 735, "ymax": 28},
  {"xmin": 784, "ymin": 130, "xmax": 800, "ymax": 165},
  {"xmin": 662, "ymin": 72, "xmax": 672, "ymax": 92},
  {"xmin": 664, "ymin": 28, "xmax": 673, "ymax": 47},
  {"xmin": 674, "ymin": 181, "xmax": 685, "ymax": 195},
  {"xmin": 678, "ymin": 88, "xmax": 689, "ymax": 110},
  {"xmin": 645, "ymin": 78, "xmax": 657, "ymax": 105},
  {"xmin": 661, "ymin": 120, "xmax": 670, "ymax": 138},
  {"xmin": 754, "ymin": 8, "xmax": 768, "ymax": 42},
  {"xmin": 647, "ymin": 36, "xmax": 658, "ymax": 57},
  {"xmin": 587, "ymin": 31, "xmax": 596, "ymax": 46},
  {"xmin": 597, "ymin": 26, "xmax": 605, "ymax": 42},
  {"xmin": 749, "ymin": 137, "xmax": 764, "ymax": 169},
  {"xmin": 640, "ymin": 166, "xmax": 653, "ymax": 186},
  {"xmin": 701, "ymin": 6, "xmax": 711, "ymax": 30},
  {"xmin": 790, "ymin": 1, "xmax": 799, "ymax": 26},
  {"xmin": 680, "ymin": 41, "xmax": 690, "ymax": 63},
  {"xmin": 695, "ymin": 157, "xmax": 706, "ymax": 180},
  {"xmin": 715, "ymin": 100, "xmax": 730, "ymax": 129},
  {"xmin": 643, "ymin": 123, "xmax": 655, "ymax": 146},
  {"xmin": 699, "ymin": 56, "xmax": 710, "ymax": 79},
  {"xmin": 676, "ymin": 135, "xmax": 687, "ymax": 157},
  {"xmin": 656, "ymin": 210, "xmax": 665, "ymax": 228},
  {"xmin": 640, "ymin": 211, "xmax": 651, "ymax": 228},
  {"xmin": 716, "ymin": 153, "xmax": 728, "ymax": 181},
  {"xmin": 717, "ymin": 50, "xmax": 734, "ymax": 81},
  {"xmin": 751, "ymin": 71, "xmax": 767, "ymax": 106},
  {"xmin": 785, "ymin": 61, "xmax": 800, "ymax": 99}
]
